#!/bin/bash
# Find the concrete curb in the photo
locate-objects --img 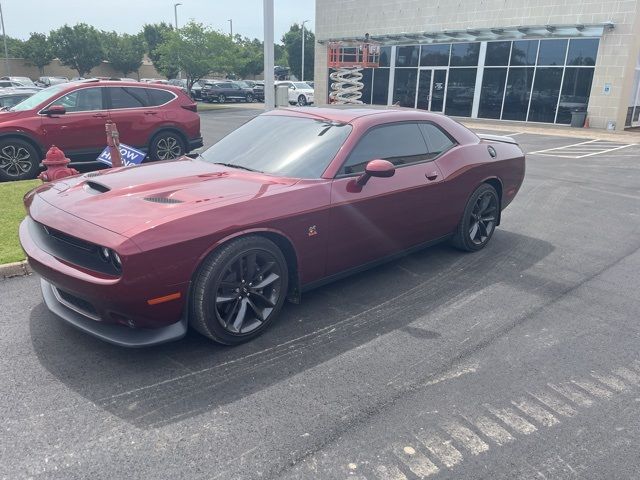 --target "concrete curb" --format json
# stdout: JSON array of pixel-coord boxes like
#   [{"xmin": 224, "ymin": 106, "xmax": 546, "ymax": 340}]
[{"xmin": 0, "ymin": 260, "xmax": 32, "ymax": 279}]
